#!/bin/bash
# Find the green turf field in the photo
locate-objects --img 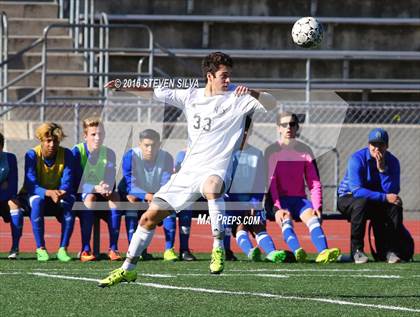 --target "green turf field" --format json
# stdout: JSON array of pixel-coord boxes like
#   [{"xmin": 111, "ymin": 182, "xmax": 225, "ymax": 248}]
[{"xmin": 0, "ymin": 253, "xmax": 419, "ymax": 316}]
